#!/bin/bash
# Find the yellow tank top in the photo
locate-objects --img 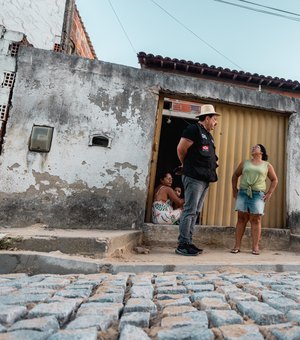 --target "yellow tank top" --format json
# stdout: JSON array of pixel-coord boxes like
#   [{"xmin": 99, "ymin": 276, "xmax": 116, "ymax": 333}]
[{"xmin": 240, "ymin": 160, "xmax": 269, "ymax": 197}]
